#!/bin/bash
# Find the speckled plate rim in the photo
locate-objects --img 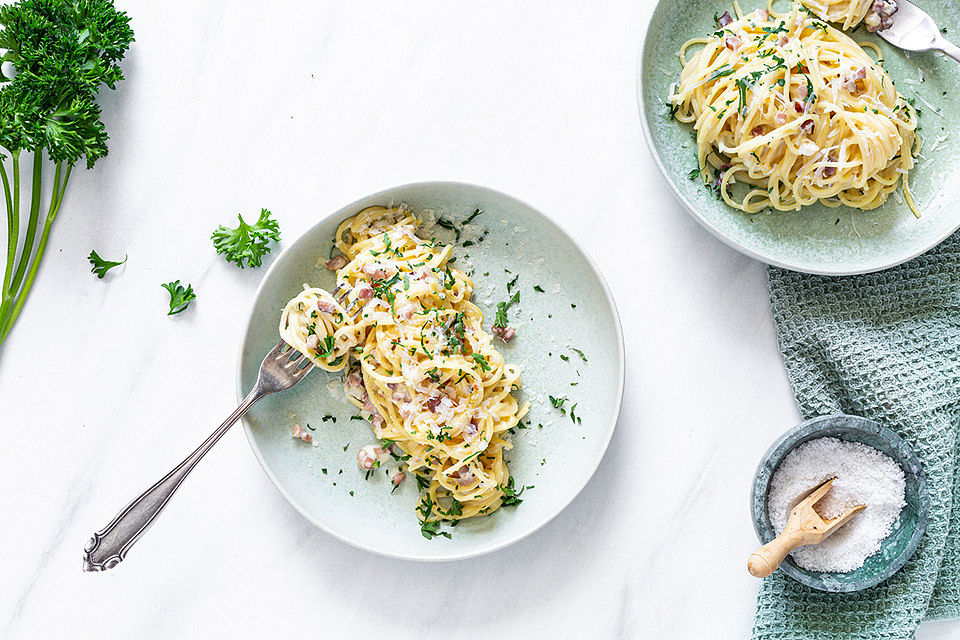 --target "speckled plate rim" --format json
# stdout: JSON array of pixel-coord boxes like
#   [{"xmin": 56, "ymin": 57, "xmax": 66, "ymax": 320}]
[
  {"xmin": 749, "ymin": 414, "xmax": 930, "ymax": 591},
  {"xmin": 634, "ymin": 5, "xmax": 960, "ymax": 277},
  {"xmin": 234, "ymin": 180, "xmax": 626, "ymax": 562}
]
